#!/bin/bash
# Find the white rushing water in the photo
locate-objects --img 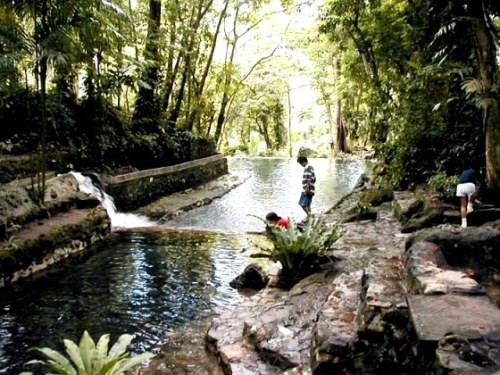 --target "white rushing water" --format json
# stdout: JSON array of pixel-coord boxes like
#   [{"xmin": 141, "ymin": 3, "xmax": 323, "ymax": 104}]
[{"xmin": 70, "ymin": 171, "xmax": 157, "ymax": 228}]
